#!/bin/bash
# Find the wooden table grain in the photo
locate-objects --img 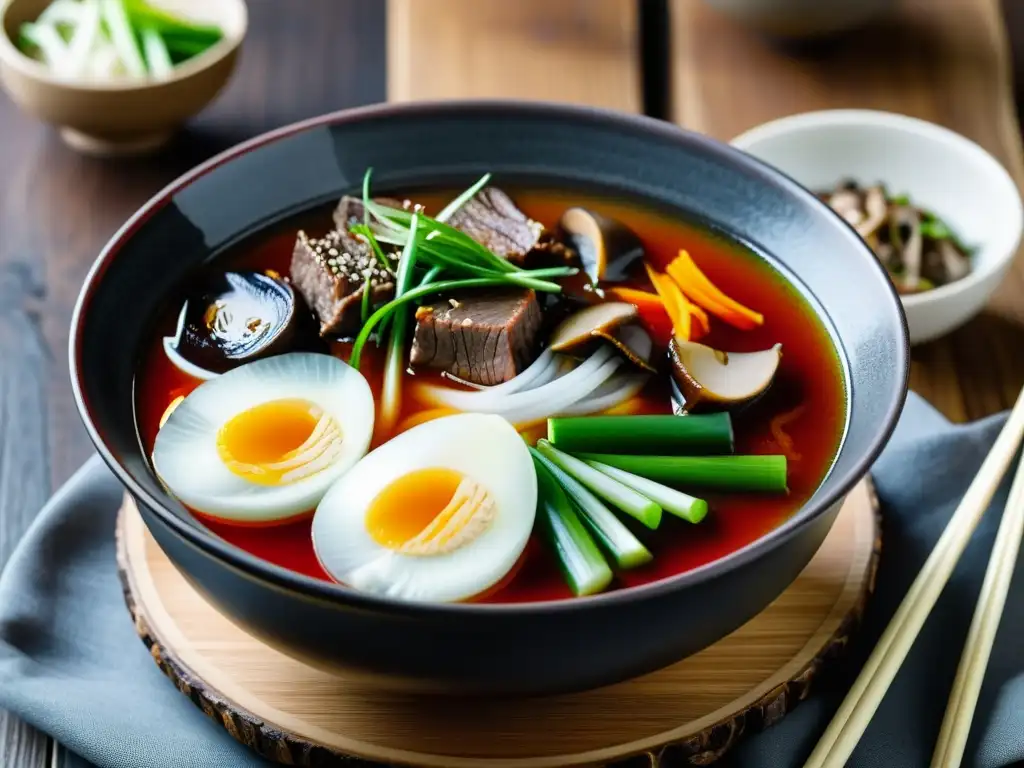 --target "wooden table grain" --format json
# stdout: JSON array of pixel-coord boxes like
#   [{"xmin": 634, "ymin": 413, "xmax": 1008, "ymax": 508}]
[
  {"xmin": 3, "ymin": 1, "xmax": 1024, "ymax": 767},
  {"xmin": 0, "ymin": 3, "xmax": 385, "ymax": 767}
]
